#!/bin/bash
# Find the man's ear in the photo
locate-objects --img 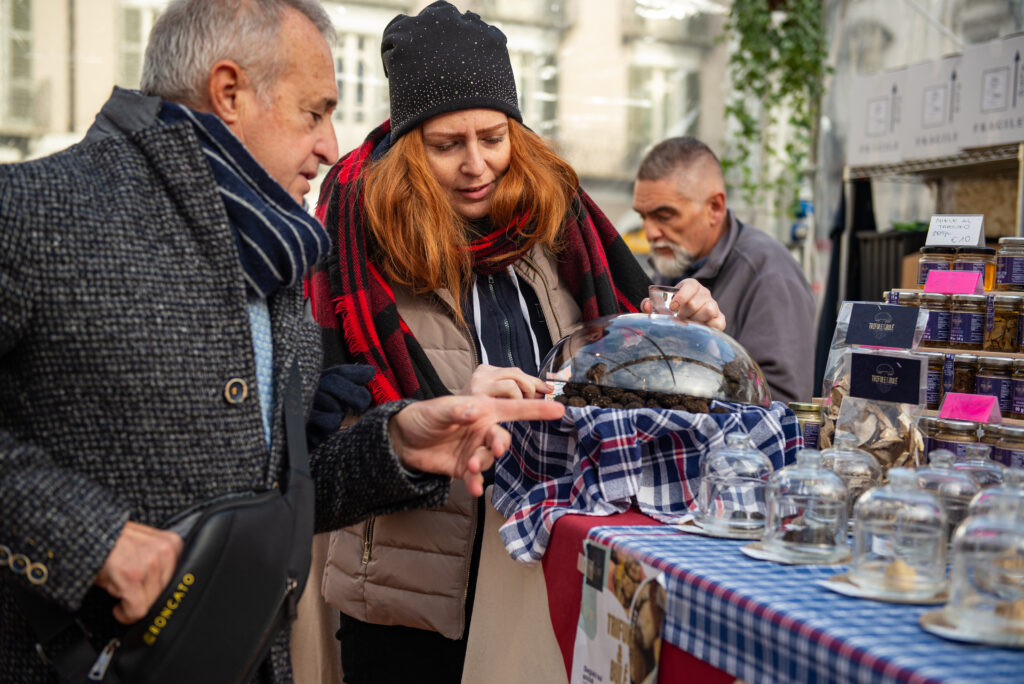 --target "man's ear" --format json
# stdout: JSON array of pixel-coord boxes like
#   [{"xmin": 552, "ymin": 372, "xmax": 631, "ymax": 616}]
[
  {"xmin": 707, "ymin": 190, "xmax": 727, "ymax": 227},
  {"xmin": 206, "ymin": 59, "xmax": 245, "ymax": 124}
]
